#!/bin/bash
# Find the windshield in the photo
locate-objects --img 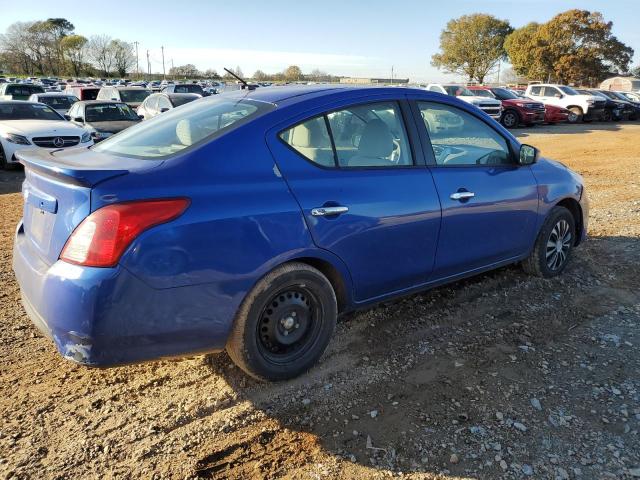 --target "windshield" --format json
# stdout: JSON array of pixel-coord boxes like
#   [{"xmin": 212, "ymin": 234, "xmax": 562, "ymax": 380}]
[
  {"xmin": 492, "ymin": 88, "xmax": 519, "ymax": 100},
  {"xmin": 0, "ymin": 103, "xmax": 63, "ymax": 120},
  {"xmin": 444, "ymin": 85, "xmax": 474, "ymax": 97},
  {"xmin": 86, "ymin": 103, "xmax": 139, "ymax": 122},
  {"xmin": 38, "ymin": 96, "xmax": 78, "ymax": 109},
  {"xmin": 559, "ymin": 86, "xmax": 578, "ymax": 95},
  {"xmin": 118, "ymin": 89, "xmax": 151, "ymax": 103},
  {"xmin": 93, "ymin": 97, "xmax": 272, "ymax": 159},
  {"xmin": 470, "ymin": 89, "xmax": 495, "ymax": 98},
  {"xmin": 173, "ymin": 84, "xmax": 204, "ymax": 95}
]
